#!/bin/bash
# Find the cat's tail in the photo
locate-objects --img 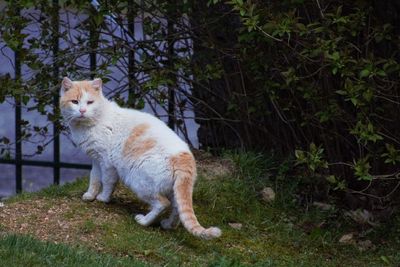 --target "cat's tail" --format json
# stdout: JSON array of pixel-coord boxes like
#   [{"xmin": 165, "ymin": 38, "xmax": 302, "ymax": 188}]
[{"xmin": 171, "ymin": 152, "xmax": 222, "ymax": 240}]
